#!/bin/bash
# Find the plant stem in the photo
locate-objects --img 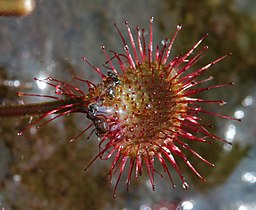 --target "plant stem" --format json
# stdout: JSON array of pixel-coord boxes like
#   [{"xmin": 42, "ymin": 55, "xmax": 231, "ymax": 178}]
[{"xmin": 0, "ymin": 98, "xmax": 87, "ymax": 118}]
